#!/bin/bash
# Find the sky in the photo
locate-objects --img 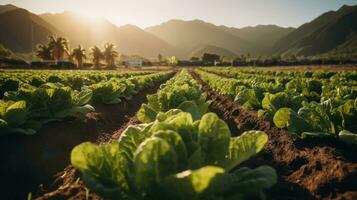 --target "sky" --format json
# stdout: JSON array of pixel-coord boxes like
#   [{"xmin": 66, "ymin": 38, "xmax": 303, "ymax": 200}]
[{"xmin": 1, "ymin": 0, "xmax": 357, "ymax": 28}]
